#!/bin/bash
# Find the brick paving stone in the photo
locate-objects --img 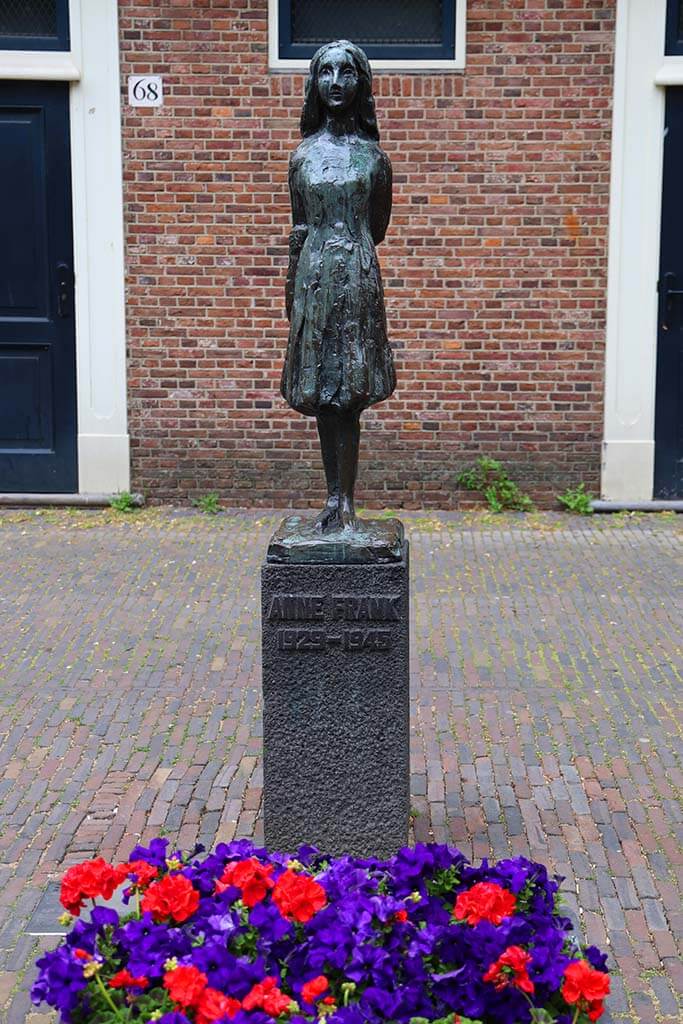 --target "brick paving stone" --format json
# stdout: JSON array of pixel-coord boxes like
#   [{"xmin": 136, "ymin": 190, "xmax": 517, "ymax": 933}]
[
  {"xmin": 643, "ymin": 899, "xmax": 671, "ymax": 932},
  {"xmin": 0, "ymin": 507, "xmax": 681, "ymax": 1024},
  {"xmin": 0, "ymin": 977, "xmax": 16, "ymax": 1009}
]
